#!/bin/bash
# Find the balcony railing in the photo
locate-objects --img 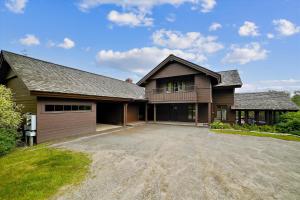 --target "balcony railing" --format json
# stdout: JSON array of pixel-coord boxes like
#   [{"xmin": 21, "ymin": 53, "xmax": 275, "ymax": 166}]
[{"xmin": 146, "ymin": 85, "xmax": 211, "ymax": 103}]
